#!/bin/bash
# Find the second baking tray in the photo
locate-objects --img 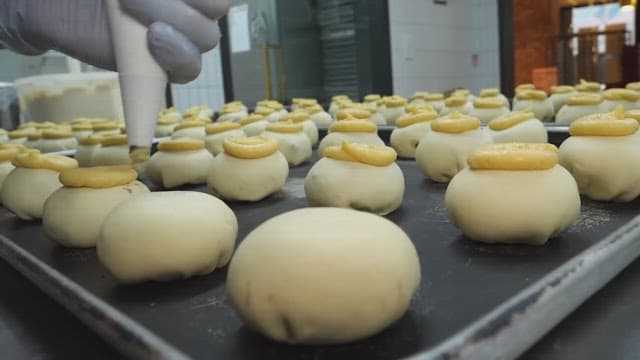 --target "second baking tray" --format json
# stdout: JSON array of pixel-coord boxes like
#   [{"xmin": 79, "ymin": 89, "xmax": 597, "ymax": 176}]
[{"xmin": 1, "ymin": 151, "xmax": 639, "ymax": 359}]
